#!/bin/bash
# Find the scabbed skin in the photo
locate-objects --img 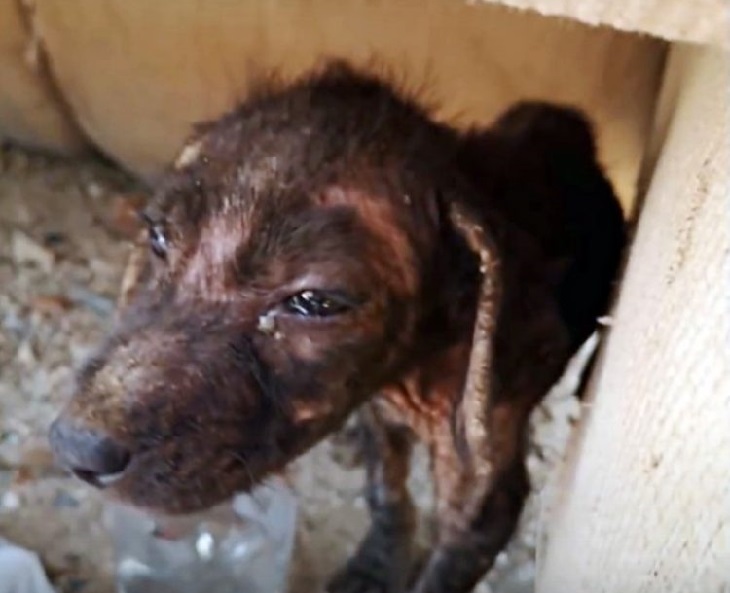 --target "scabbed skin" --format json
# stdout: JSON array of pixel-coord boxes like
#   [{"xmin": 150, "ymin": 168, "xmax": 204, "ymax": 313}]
[{"xmin": 50, "ymin": 61, "xmax": 625, "ymax": 593}]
